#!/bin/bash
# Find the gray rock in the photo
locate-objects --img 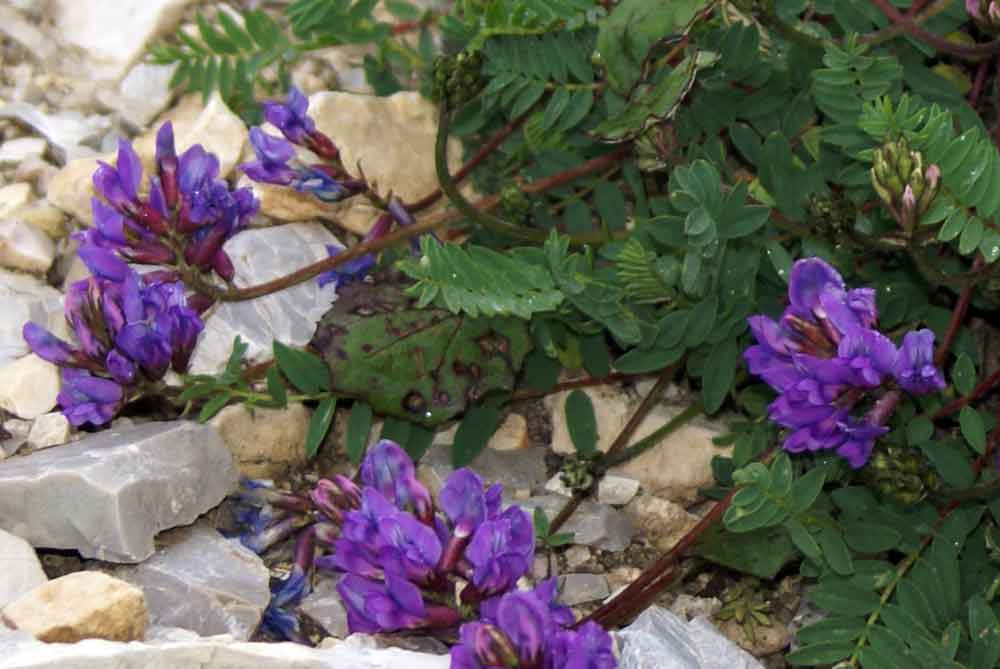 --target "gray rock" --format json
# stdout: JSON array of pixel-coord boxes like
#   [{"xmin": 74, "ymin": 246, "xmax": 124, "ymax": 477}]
[
  {"xmin": 514, "ymin": 495, "xmax": 633, "ymax": 552},
  {"xmin": 0, "ymin": 421, "xmax": 238, "ymax": 562},
  {"xmin": 0, "ymin": 528, "xmax": 47, "ymax": 609},
  {"xmin": 0, "ymin": 633, "xmax": 451, "ymax": 668},
  {"xmin": 299, "ymin": 576, "xmax": 349, "ymax": 639},
  {"xmin": 0, "ymin": 102, "xmax": 109, "ymax": 163},
  {"xmin": 109, "ymin": 524, "xmax": 269, "ymax": 640},
  {"xmin": 418, "ymin": 444, "xmax": 548, "ymax": 497},
  {"xmin": 187, "ymin": 223, "xmax": 342, "ymax": 376},
  {"xmin": 616, "ymin": 606, "xmax": 764, "ymax": 669},
  {"xmin": 558, "ymin": 573, "xmax": 609, "ymax": 606},
  {"xmin": 99, "ymin": 63, "xmax": 176, "ymax": 129}
]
